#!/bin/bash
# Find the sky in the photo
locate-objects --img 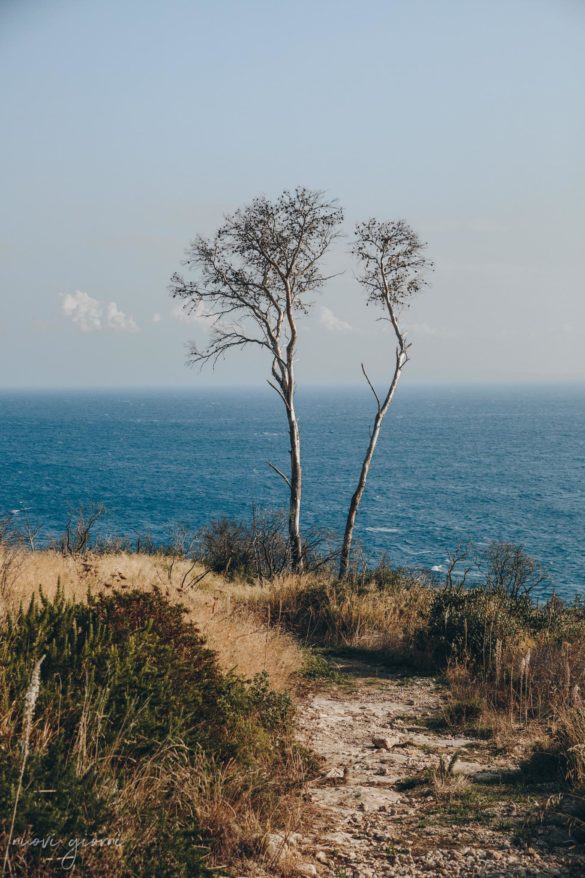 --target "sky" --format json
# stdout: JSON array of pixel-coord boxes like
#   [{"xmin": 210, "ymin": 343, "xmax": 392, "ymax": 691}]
[{"xmin": 0, "ymin": 0, "xmax": 584, "ymax": 388}]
